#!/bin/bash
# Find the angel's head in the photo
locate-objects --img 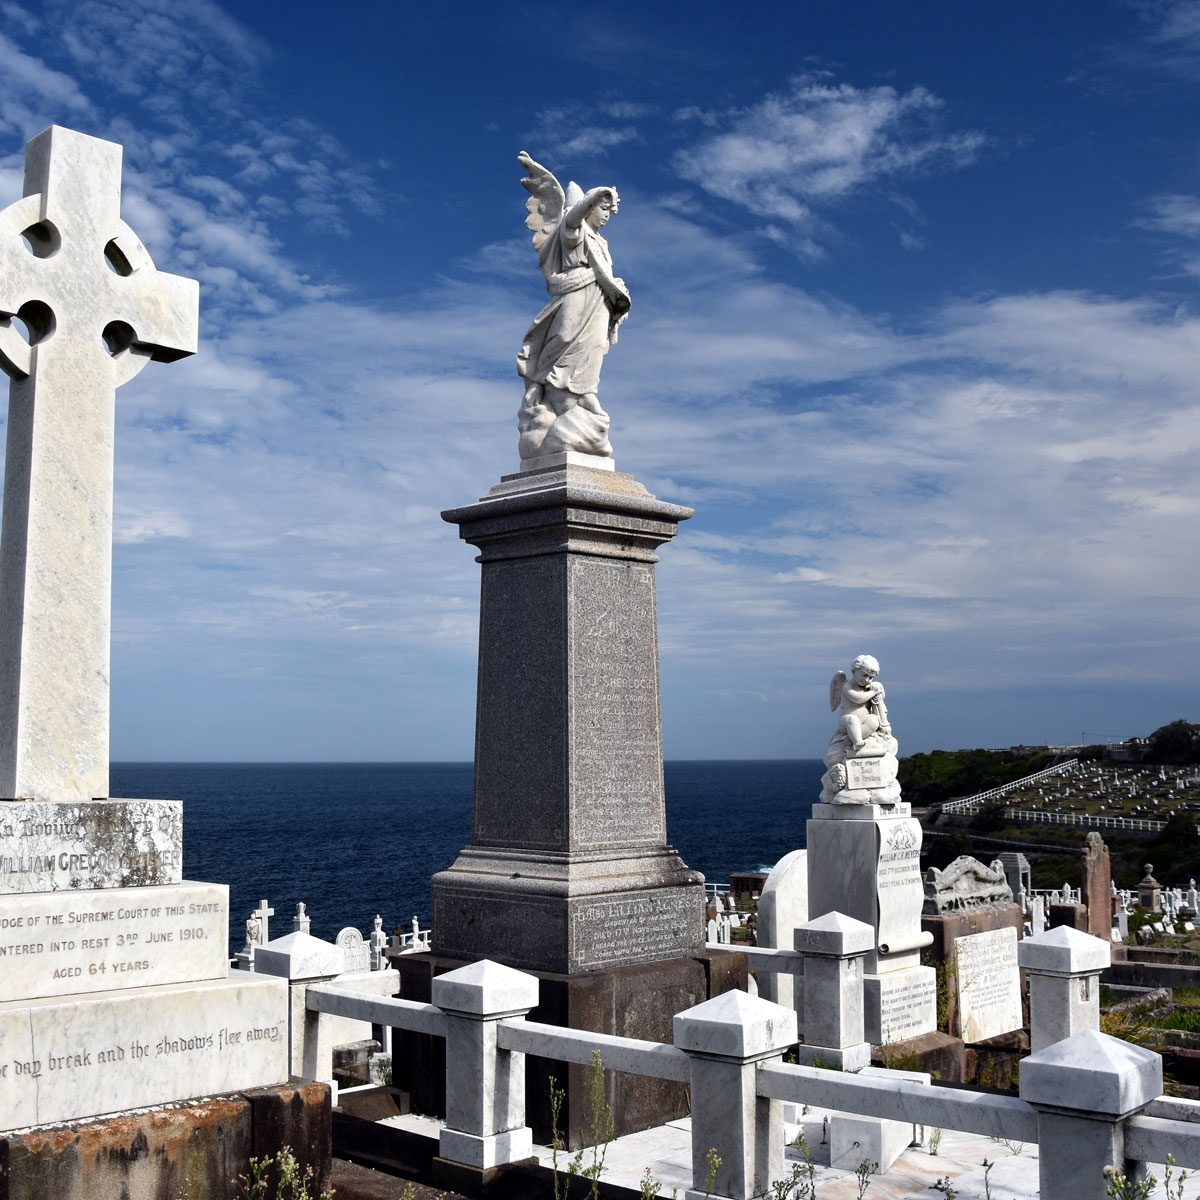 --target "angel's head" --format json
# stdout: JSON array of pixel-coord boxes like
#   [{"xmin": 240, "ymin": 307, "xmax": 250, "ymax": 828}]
[
  {"xmin": 850, "ymin": 654, "xmax": 880, "ymax": 684},
  {"xmin": 586, "ymin": 187, "xmax": 620, "ymax": 230}
]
